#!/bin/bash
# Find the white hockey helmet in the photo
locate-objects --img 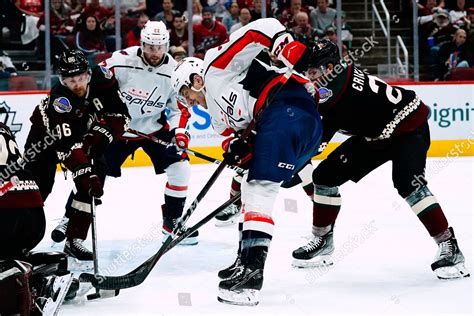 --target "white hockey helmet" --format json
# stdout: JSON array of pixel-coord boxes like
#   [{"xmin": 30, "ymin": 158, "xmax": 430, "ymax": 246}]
[
  {"xmin": 140, "ymin": 21, "xmax": 170, "ymax": 51},
  {"xmin": 171, "ymin": 57, "xmax": 205, "ymax": 95}
]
